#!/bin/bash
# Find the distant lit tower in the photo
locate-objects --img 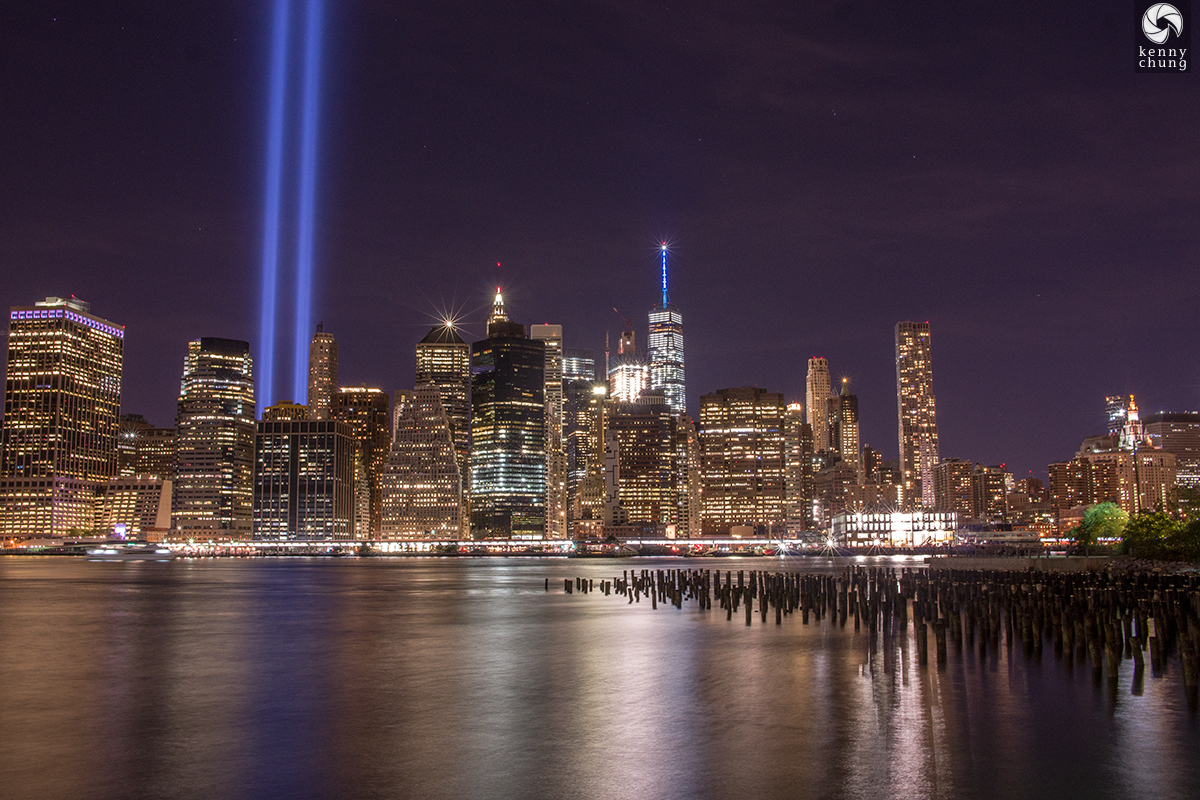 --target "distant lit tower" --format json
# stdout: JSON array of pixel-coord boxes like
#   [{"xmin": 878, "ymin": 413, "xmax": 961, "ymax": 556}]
[
  {"xmin": 1109, "ymin": 394, "xmax": 1147, "ymax": 450},
  {"xmin": 784, "ymin": 403, "xmax": 815, "ymax": 534},
  {"xmin": 895, "ymin": 321, "xmax": 940, "ymax": 507},
  {"xmin": 608, "ymin": 314, "xmax": 649, "ymax": 403},
  {"xmin": 381, "ymin": 386, "xmax": 462, "ymax": 538},
  {"xmin": 254, "ymin": 405, "xmax": 356, "ymax": 541},
  {"xmin": 828, "ymin": 378, "xmax": 861, "ymax": 482},
  {"xmin": 698, "ymin": 387, "xmax": 786, "ymax": 536},
  {"xmin": 307, "ymin": 323, "xmax": 338, "ymax": 420},
  {"xmin": 333, "ymin": 386, "xmax": 392, "ymax": 537},
  {"xmin": 173, "ymin": 338, "xmax": 256, "ymax": 538},
  {"xmin": 0, "ymin": 296, "xmax": 124, "ymax": 538},
  {"xmin": 648, "ymin": 243, "xmax": 686, "ymax": 415},
  {"xmin": 416, "ymin": 323, "xmax": 471, "ymax": 478},
  {"xmin": 470, "ymin": 289, "xmax": 547, "ymax": 539},
  {"xmin": 563, "ymin": 352, "xmax": 602, "ymax": 533},
  {"xmin": 1105, "ymin": 395, "xmax": 1130, "ymax": 440},
  {"xmin": 531, "ymin": 324, "xmax": 567, "ymax": 539},
  {"xmin": 806, "ymin": 358, "xmax": 833, "ymax": 455}
]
